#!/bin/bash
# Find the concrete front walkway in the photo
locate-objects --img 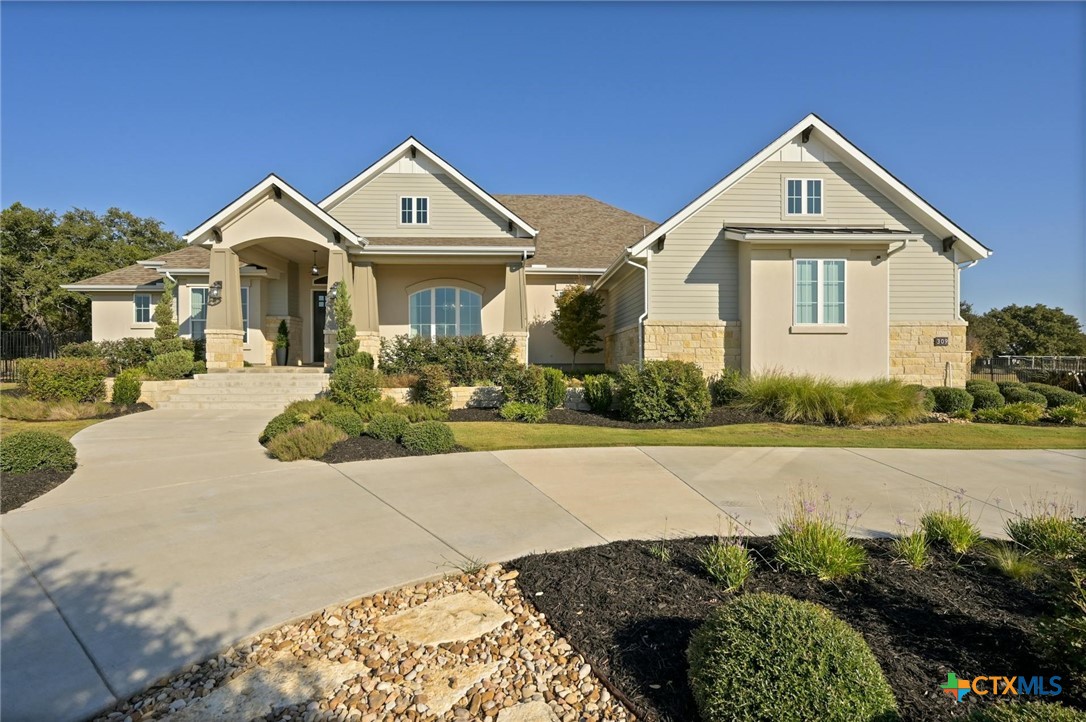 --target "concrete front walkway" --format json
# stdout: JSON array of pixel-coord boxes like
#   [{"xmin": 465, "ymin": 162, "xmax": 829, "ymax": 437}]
[{"xmin": 2, "ymin": 410, "xmax": 1083, "ymax": 721}]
